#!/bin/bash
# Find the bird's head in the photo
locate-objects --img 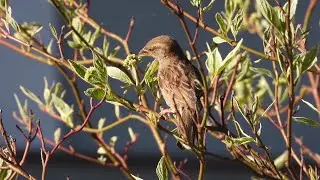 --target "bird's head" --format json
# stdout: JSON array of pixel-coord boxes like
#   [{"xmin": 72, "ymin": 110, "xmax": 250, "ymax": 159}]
[{"xmin": 138, "ymin": 35, "xmax": 184, "ymax": 61}]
